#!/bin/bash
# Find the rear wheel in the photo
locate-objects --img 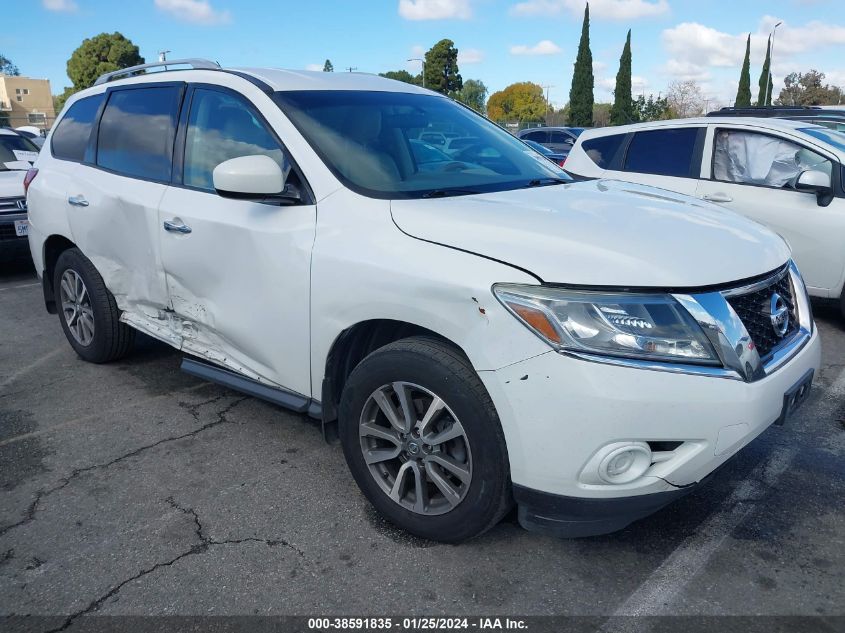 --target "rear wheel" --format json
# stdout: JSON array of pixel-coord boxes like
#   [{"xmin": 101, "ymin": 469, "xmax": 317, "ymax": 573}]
[
  {"xmin": 339, "ymin": 337, "xmax": 511, "ymax": 543},
  {"xmin": 54, "ymin": 248, "xmax": 135, "ymax": 363}
]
